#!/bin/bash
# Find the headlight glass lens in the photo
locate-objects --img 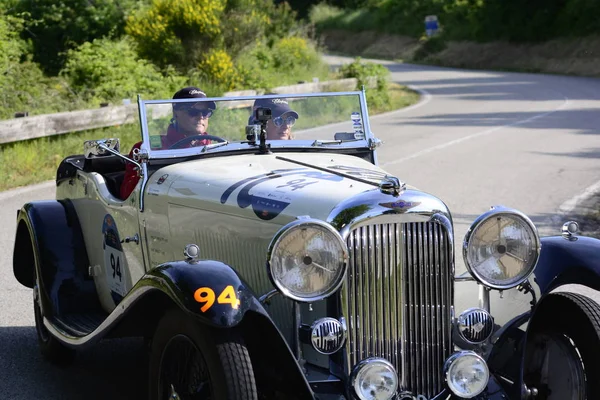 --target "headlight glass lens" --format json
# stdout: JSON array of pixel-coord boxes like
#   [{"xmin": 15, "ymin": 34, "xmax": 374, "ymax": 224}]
[
  {"xmin": 445, "ymin": 352, "xmax": 489, "ymax": 398},
  {"xmin": 269, "ymin": 221, "xmax": 347, "ymax": 301},
  {"xmin": 352, "ymin": 359, "xmax": 398, "ymax": 400},
  {"xmin": 464, "ymin": 211, "xmax": 540, "ymax": 289}
]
